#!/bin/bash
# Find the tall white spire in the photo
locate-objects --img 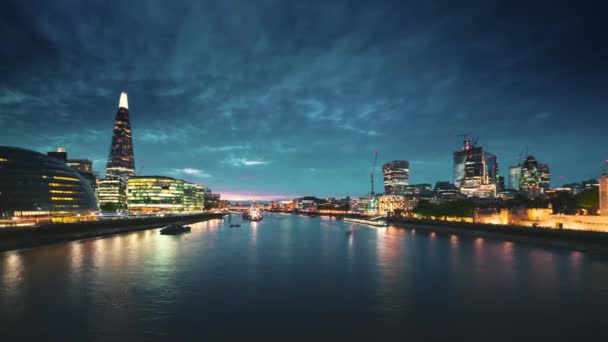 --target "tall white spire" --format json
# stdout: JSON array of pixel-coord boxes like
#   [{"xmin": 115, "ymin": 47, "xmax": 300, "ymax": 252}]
[{"xmin": 118, "ymin": 92, "xmax": 129, "ymax": 110}]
